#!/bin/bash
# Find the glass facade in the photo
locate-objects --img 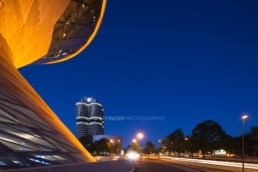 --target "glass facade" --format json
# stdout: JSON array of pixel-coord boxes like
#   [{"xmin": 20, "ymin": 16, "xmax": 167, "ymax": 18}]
[
  {"xmin": 76, "ymin": 97, "xmax": 104, "ymax": 138},
  {"xmin": 36, "ymin": 0, "xmax": 103, "ymax": 64}
]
